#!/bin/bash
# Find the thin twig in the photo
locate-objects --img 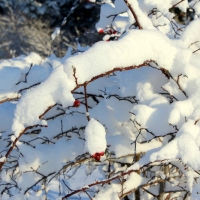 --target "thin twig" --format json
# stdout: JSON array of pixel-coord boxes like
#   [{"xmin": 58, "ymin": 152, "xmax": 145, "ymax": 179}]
[
  {"xmin": 124, "ymin": 0, "xmax": 143, "ymax": 29},
  {"xmin": 0, "ymin": 124, "xmax": 47, "ymax": 171},
  {"xmin": 188, "ymin": 41, "xmax": 199, "ymax": 48},
  {"xmin": 171, "ymin": 0, "xmax": 185, "ymax": 8},
  {"xmin": 73, "ymin": 67, "xmax": 78, "ymax": 85},
  {"xmin": 62, "ymin": 159, "xmax": 171, "ymax": 199},
  {"xmin": 193, "ymin": 48, "xmax": 200, "ymax": 54},
  {"xmin": 39, "ymin": 104, "xmax": 57, "ymax": 119},
  {"xmin": 84, "ymin": 84, "xmax": 90, "ymax": 121},
  {"xmin": 24, "ymin": 171, "xmax": 55, "ymax": 194},
  {"xmin": 176, "ymin": 74, "xmax": 188, "ymax": 98},
  {"xmin": 0, "ymin": 96, "xmax": 19, "ymax": 104}
]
